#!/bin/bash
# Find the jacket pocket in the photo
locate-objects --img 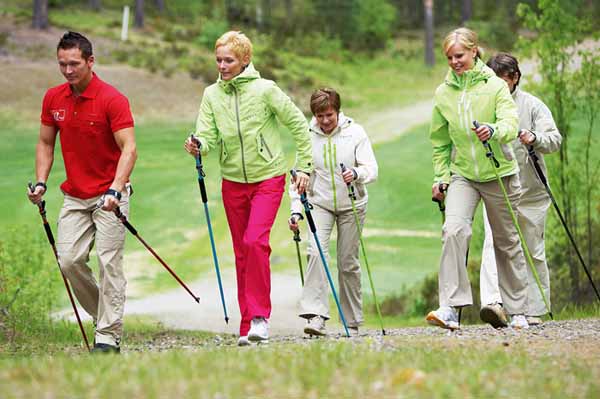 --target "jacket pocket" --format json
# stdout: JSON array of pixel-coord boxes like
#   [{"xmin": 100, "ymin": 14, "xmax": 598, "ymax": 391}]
[
  {"xmin": 220, "ymin": 139, "xmax": 228, "ymax": 163},
  {"xmin": 257, "ymin": 133, "xmax": 274, "ymax": 161},
  {"xmin": 500, "ymin": 143, "xmax": 514, "ymax": 161}
]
